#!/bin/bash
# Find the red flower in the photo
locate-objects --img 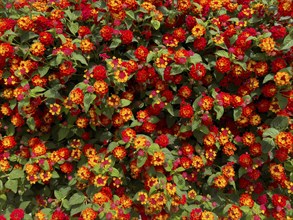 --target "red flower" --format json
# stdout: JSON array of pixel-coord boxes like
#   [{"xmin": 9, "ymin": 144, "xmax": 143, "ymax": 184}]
[
  {"xmin": 120, "ymin": 30, "xmax": 133, "ymax": 44},
  {"xmin": 78, "ymin": 26, "xmax": 91, "ymax": 37},
  {"xmin": 270, "ymin": 25, "xmax": 287, "ymax": 39},
  {"xmin": 93, "ymin": 65, "xmax": 107, "ymax": 80},
  {"xmin": 100, "ymin": 25, "xmax": 114, "ymax": 41},
  {"xmin": 10, "ymin": 209, "xmax": 24, "ymax": 220},
  {"xmin": 39, "ymin": 32, "xmax": 54, "ymax": 46},
  {"xmin": 155, "ymin": 134, "xmax": 169, "ymax": 147},
  {"xmin": 179, "ymin": 103, "xmax": 194, "ymax": 118},
  {"xmin": 215, "ymin": 57, "xmax": 231, "ymax": 73},
  {"xmin": 272, "ymin": 194, "xmax": 288, "ymax": 208},
  {"xmin": 271, "ymin": 58, "xmax": 287, "ymax": 73},
  {"xmin": 189, "ymin": 63, "xmax": 206, "ymax": 80},
  {"xmin": 134, "ymin": 45, "xmax": 149, "ymax": 61},
  {"xmin": 51, "ymin": 210, "xmax": 69, "ymax": 220},
  {"xmin": 239, "ymin": 153, "xmax": 253, "ymax": 168},
  {"xmin": 193, "ymin": 37, "xmax": 207, "ymax": 51}
]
